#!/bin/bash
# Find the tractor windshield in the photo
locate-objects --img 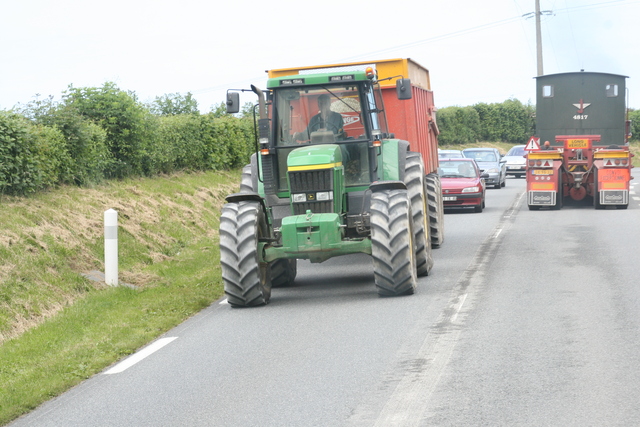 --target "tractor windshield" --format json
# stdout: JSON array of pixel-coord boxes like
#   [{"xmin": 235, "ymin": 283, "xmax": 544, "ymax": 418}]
[
  {"xmin": 272, "ymin": 85, "xmax": 372, "ymax": 187},
  {"xmin": 273, "ymin": 85, "xmax": 366, "ymax": 146}
]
